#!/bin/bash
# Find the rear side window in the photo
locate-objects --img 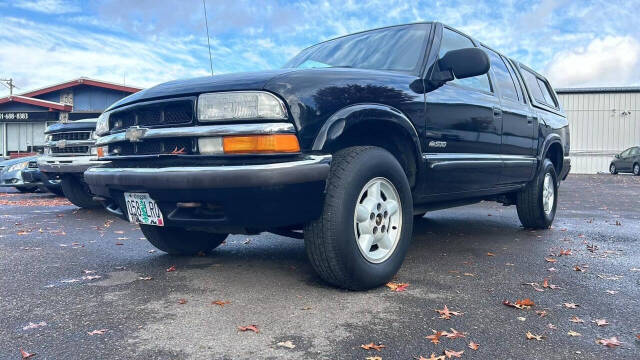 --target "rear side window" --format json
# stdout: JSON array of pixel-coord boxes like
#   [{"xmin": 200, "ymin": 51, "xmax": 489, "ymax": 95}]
[
  {"xmin": 438, "ymin": 28, "xmax": 491, "ymax": 93},
  {"xmin": 482, "ymin": 46, "xmax": 519, "ymax": 101},
  {"xmin": 522, "ymin": 68, "xmax": 557, "ymax": 108},
  {"xmin": 631, "ymin": 147, "xmax": 640, "ymax": 156}
]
